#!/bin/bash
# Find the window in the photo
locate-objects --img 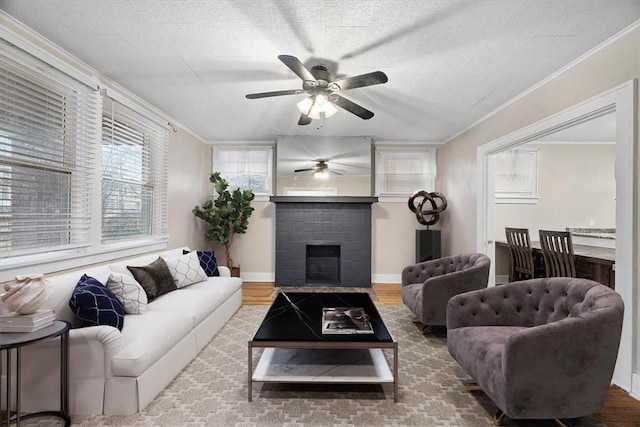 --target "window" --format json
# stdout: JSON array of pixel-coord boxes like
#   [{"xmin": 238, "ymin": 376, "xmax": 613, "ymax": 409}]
[
  {"xmin": 375, "ymin": 147, "xmax": 437, "ymax": 198},
  {"xmin": 0, "ymin": 39, "xmax": 99, "ymax": 257},
  {"xmin": 212, "ymin": 146, "xmax": 273, "ymax": 197},
  {"xmin": 494, "ymin": 148, "xmax": 538, "ymax": 203},
  {"xmin": 101, "ymin": 96, "xmax": 168, "ymax": 243},
  {"xmin": 0, "ymin": 37, "xmax": 169, "ymax": 276}
]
